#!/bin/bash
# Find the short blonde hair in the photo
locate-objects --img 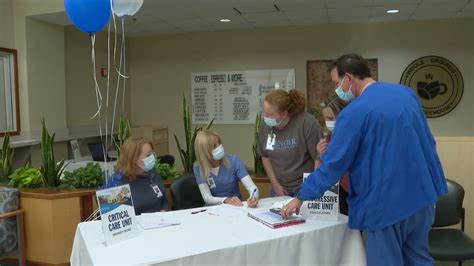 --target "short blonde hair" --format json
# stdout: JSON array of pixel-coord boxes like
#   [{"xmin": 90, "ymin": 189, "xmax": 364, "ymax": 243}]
[
  {"xmin": 194, "ymin": 130, "xmax": 229, "ymax": 181},
  {"xmin": 117, "ymin": 136, "xmax": 153, "ymax": 182},
  {"xmin": 264, "ymin": 89, "xmax": 306, "ymax": 116}
]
